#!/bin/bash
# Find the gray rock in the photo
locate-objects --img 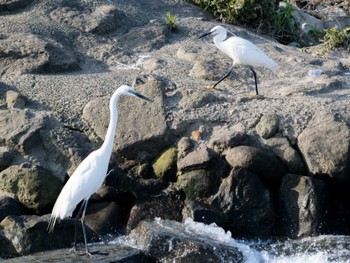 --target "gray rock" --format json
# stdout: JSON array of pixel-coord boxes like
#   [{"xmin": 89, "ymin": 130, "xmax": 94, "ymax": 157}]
[
  {"xmin": 50, "ymin": 5, "xmax": 122, "ymax": 34},
  {"xmin": 0, "ymin": 0, "xmax": 33, "ymax": 12},
  {"xmin": 177, "ymin": 137, "xmax": 194, "ymax": 159},
  {"xmin": 278, "ymin": 174, "xmax": 330, "ymax": 238},
  {"xmin": 85, "ymin": 201, "xmax": 123, "ymax": 235},
  {"xmin": 298, "ymin": 110, "xmax": 350, "ymax": 184},
  {"xmin": 0, "ymin": 34, "xmax": 80, "ymax": 75},
  {"xmin": 224, "ymin": 145, "xmax": 287, "ymax": 189},
  {"xmin": 178, "ymin": 169, "xmax": 221, "ymax": 200},
  {"xmin": 129, "ymin": 219, "xmax": 243, "ymax": 262},
  {"xmin": 0, "ymin": 214, "xmax": 76, "ymax": 256},
  {"xmin": 6, "ymin": 91, "xmax": 25, "ymax": 109},
  {"xmin": 264, "ymin": 134, "xmax": 306, "ymax": 174},
  {"xmin": 0, "ymin": 146, "xmax": 14, "ymax": 172},
  {"xmin": 209, "ymin": 168, "xmax": 275, "ymax": 236},
  {"xmin": 0, "ymin": 165, "xmax": 63, "ymax": 213},
  {"xmin": 127, "ymin": 192, "xmax": 184, "ymax": 233},
  {"xmin": 0, "ymin": 191, "xmax": 22, "ymax": 222},
  {"xmin": 256, "ymin": 114, "xmax": 279, "ymax": 139}
]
